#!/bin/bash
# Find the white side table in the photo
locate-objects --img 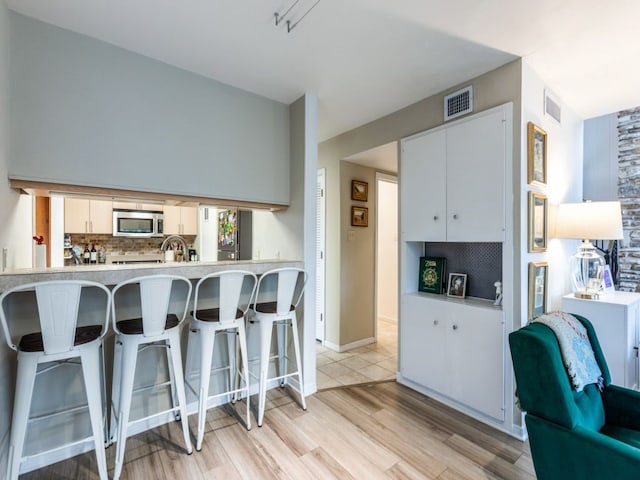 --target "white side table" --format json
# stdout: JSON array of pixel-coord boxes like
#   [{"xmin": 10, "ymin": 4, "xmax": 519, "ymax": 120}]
[{"xmin": 562, "ymin": 292, "xmax": 640, "ymax": 390}]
